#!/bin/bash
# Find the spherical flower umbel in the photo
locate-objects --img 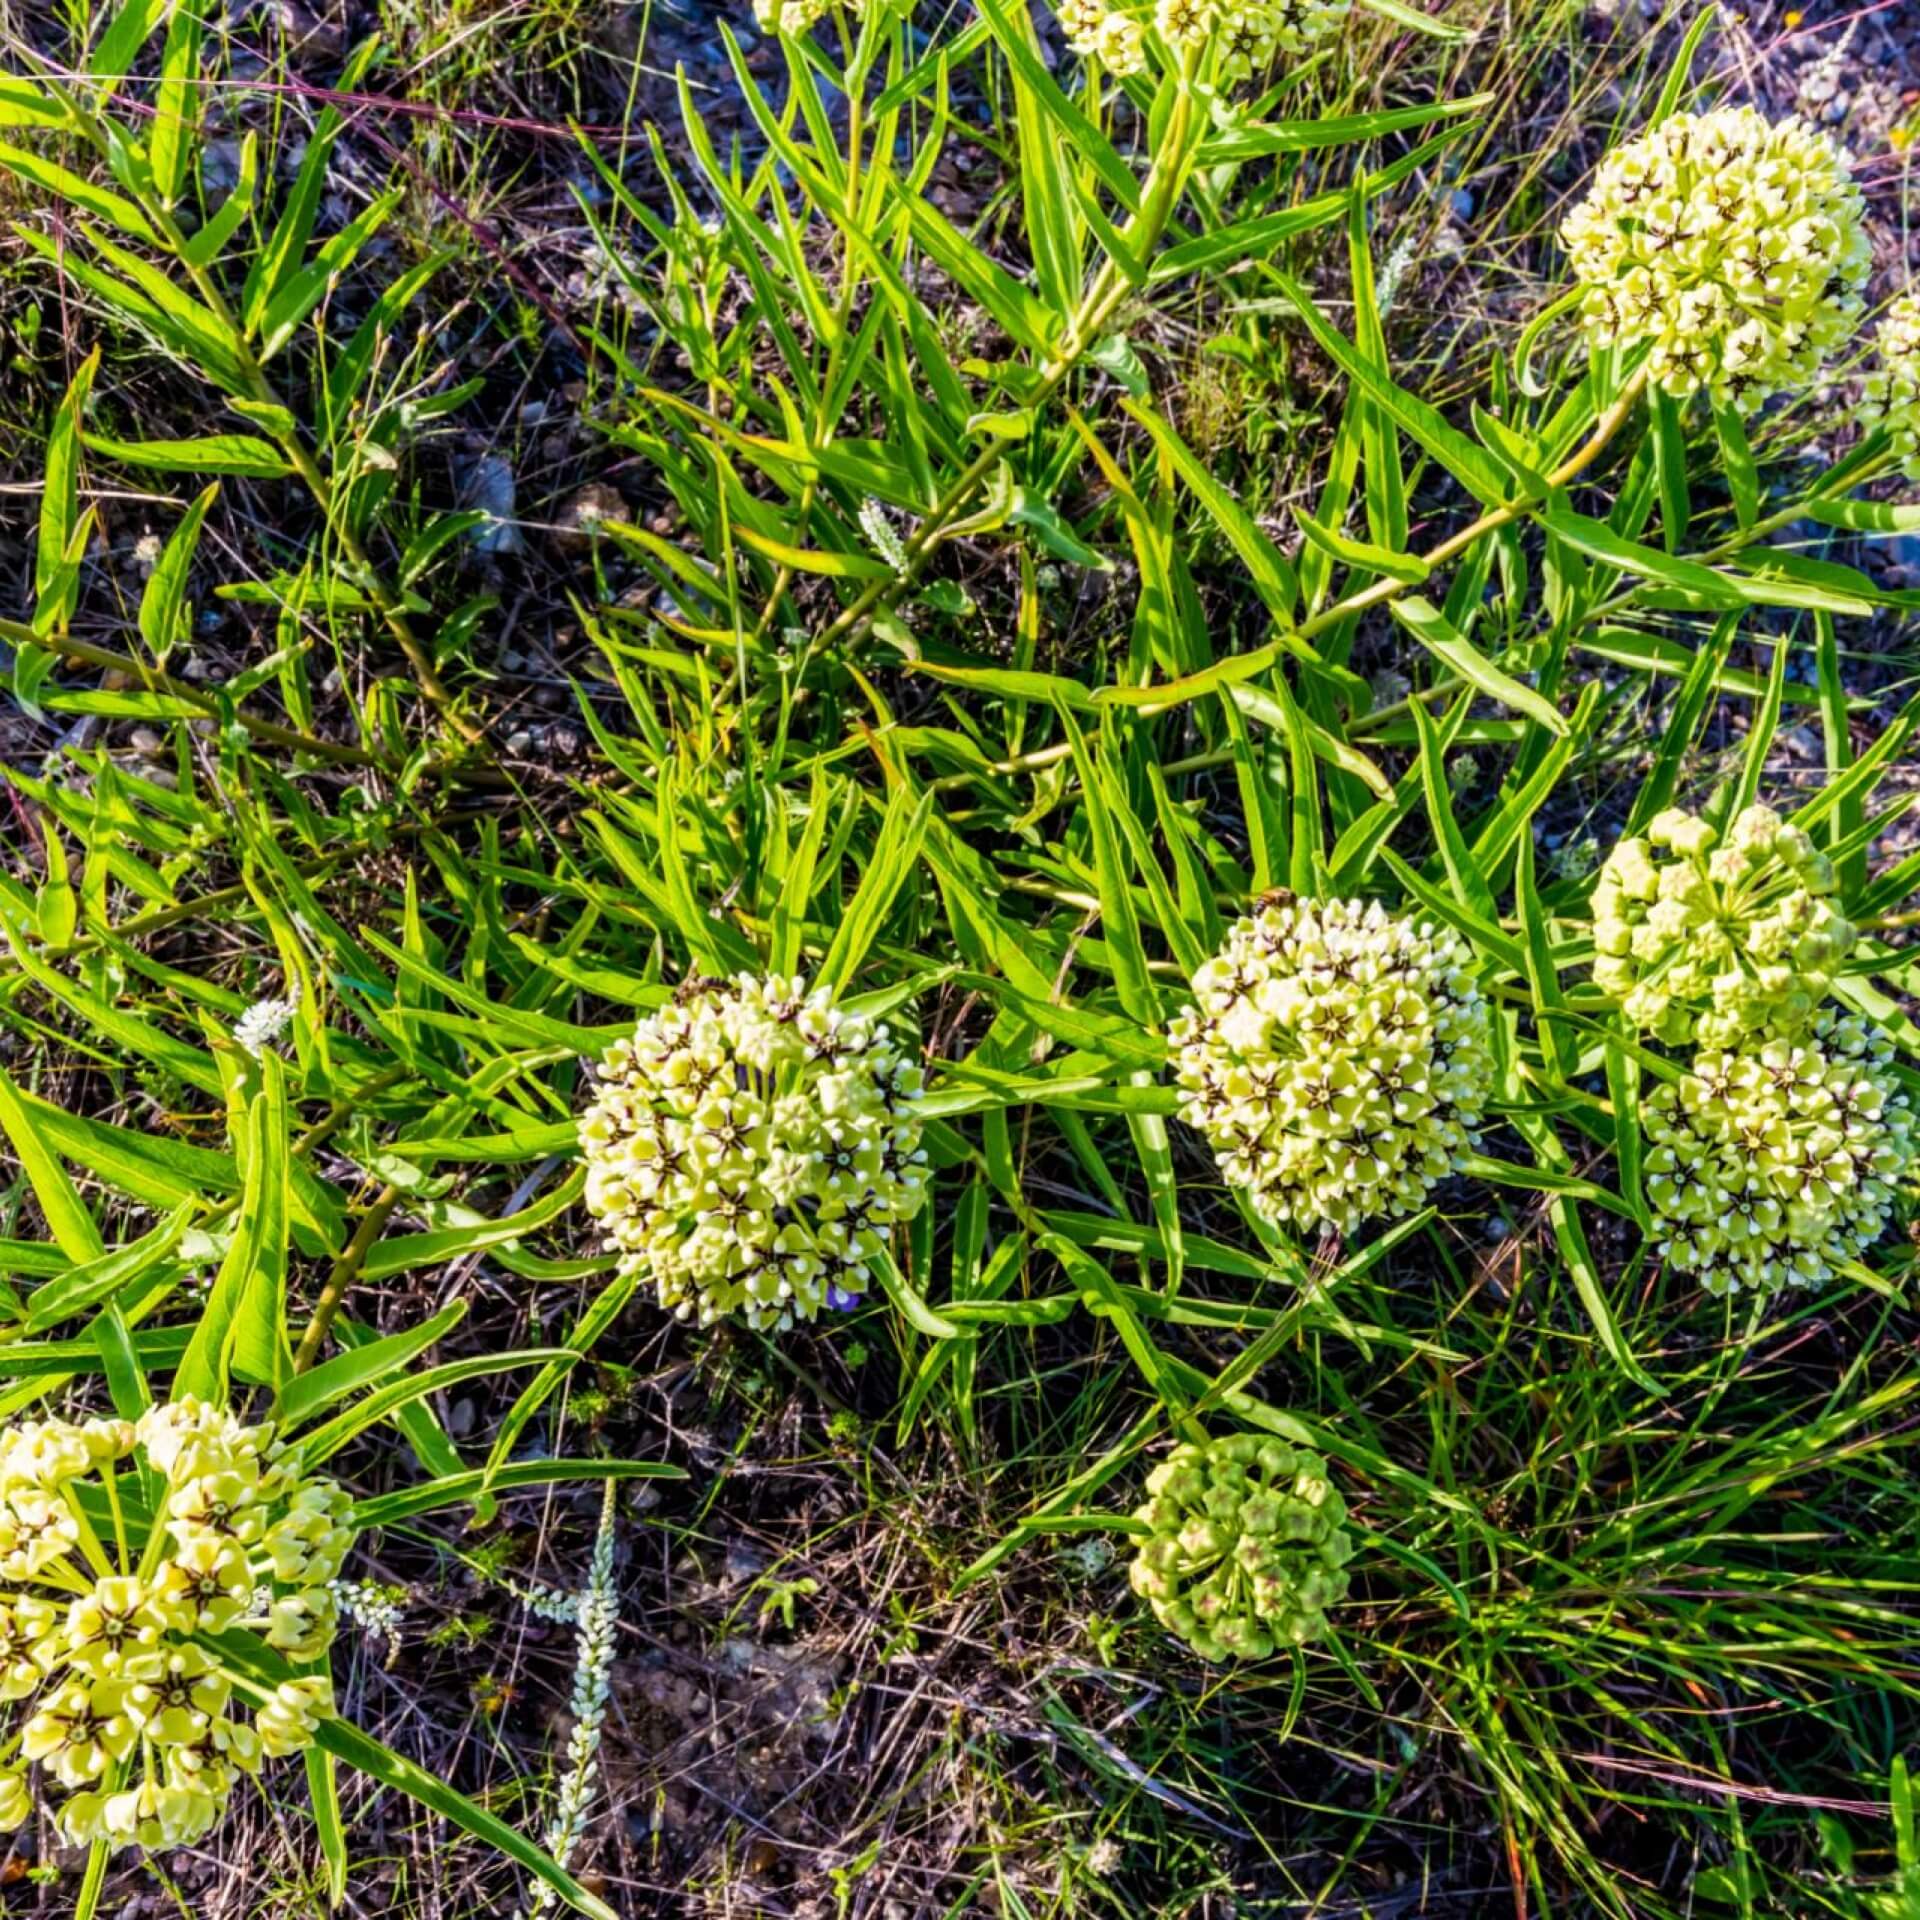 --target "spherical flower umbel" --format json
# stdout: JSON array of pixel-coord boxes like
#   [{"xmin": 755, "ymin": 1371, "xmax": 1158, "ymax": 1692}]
[
  {"xmin": 1560, "ymin": 107, "xmax": 1869, "ymax": 408},
  {"xmin": 752, "ymin": 0, "xmax": 873, "ymax": 35},
  {"xmin": 1590, "ymin": 804, "xmax": 1853, "ymax": 1047},
  {"xmin": 1644, "ymin": 1011, "xmax": 1915, "ymax": 1295},
  {"xmin": 1129, "ymin": 1433, "xmax": 1354, "ymax": 1659},
  {"xmin": 1055, "ymin": 0, "xmax": 1346, "ymax": 79},
  {"xmin": 1058, "ymin": 0, "xmax": 1110, "ymax": 54},
  {"xmin": 0, "ymin": 1399, "xmax": 348, "ymax": 1854},
  {"xmin": 1218, "ymin": 0, "xmax": 1347, "ymax": 74},
  {"xmin": 578, "ymin": 974, "xmax": 930, "ymax": 1330},
  {"xmin": 1169, "ymin": 898, "xmax": 1495, "ymax": 1236},
  {"xmin": 1862, "ymin": 291, "xmax": 1920, "ymax": 480}
]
